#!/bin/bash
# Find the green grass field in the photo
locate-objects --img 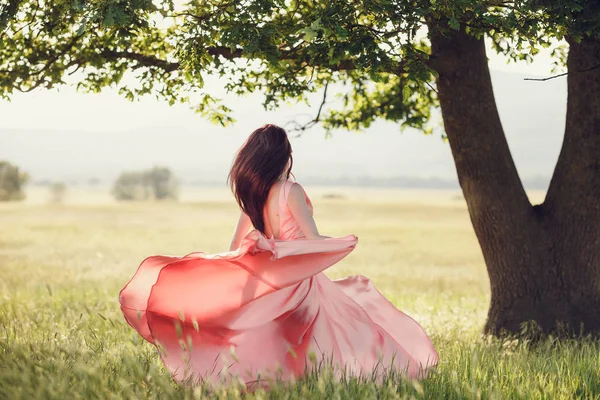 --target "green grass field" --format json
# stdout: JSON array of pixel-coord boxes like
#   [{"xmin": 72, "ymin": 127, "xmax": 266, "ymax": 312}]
[{"xmin": 1, "ymin": 187, "xmax": 598, "ymax": 399}]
